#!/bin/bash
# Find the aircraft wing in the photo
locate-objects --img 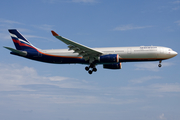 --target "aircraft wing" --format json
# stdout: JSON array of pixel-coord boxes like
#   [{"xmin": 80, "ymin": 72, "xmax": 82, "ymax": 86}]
[{"xmin": 51, "ymin": 31, "xmax": 103, "ymax": 61}]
